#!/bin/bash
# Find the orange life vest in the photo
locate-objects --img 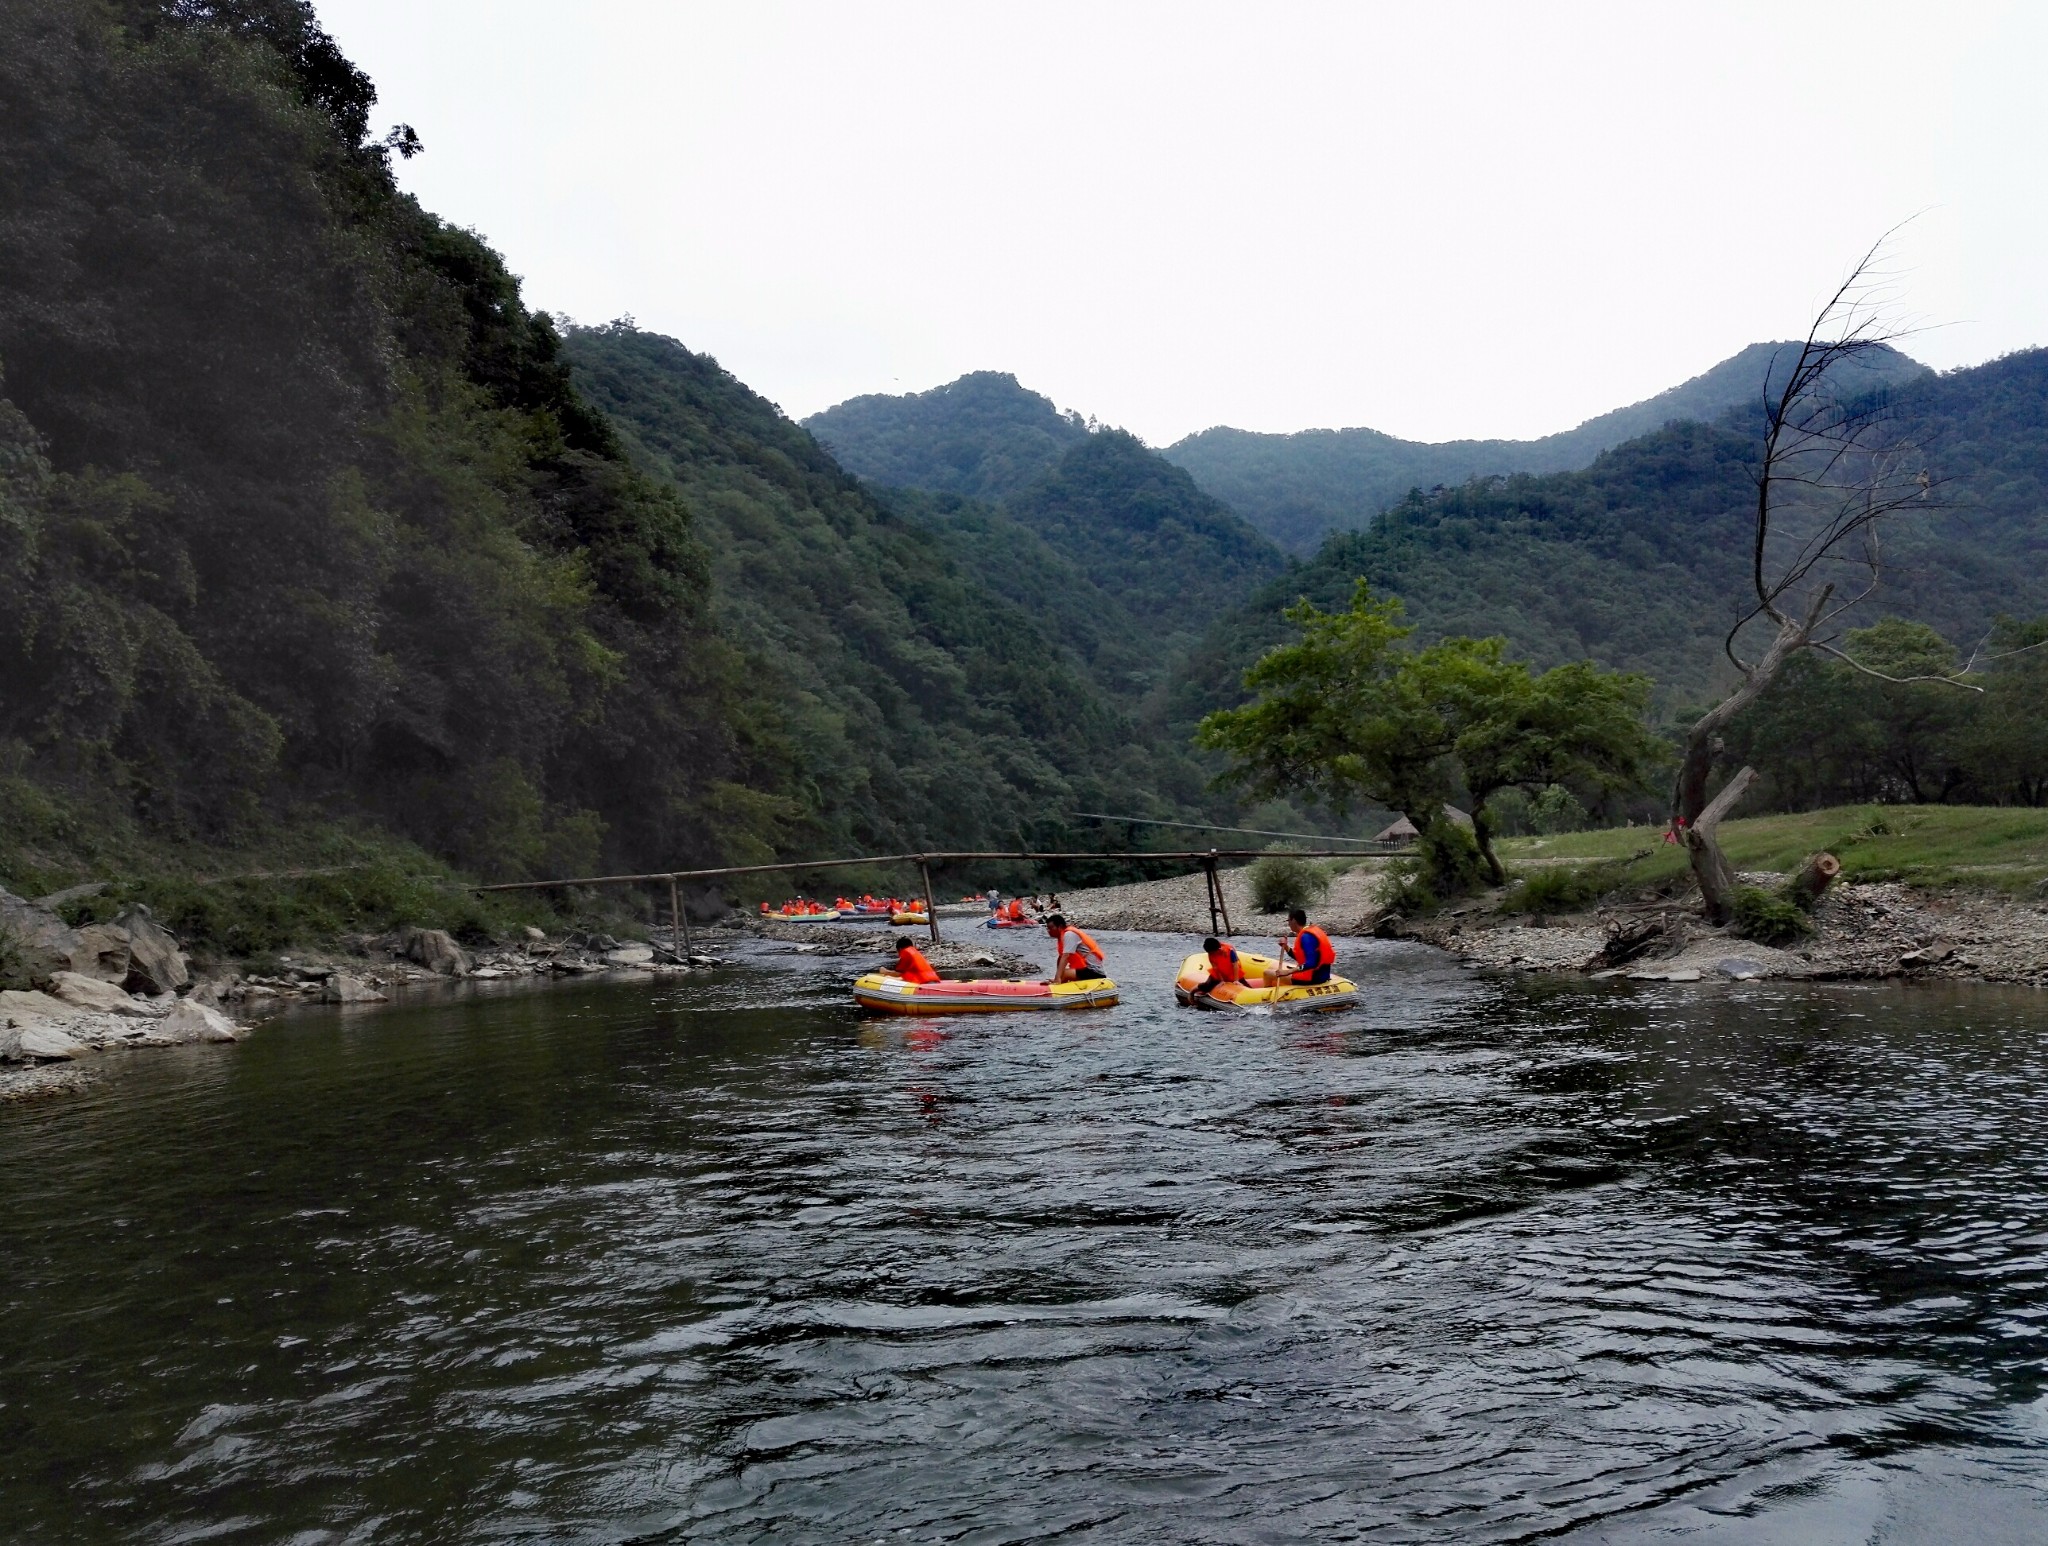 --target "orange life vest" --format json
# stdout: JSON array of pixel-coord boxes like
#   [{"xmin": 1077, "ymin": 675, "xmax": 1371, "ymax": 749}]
[
  {"xmin": 895, "ymin": 945, "xmax": 941, "ymax": 984},
  {"xmin": 1005, "ymin": 898, "xmax": 1025, "ymax": 920},
  {"xmin": 1206, "ymin": 942, "xmax": 1244, "ymax": 983},
  {"xmin": 1055, "ymin": 926, "xmax": 1104, "ymax": 974},
  {"xmin": 1288, "ymin": 925, "xmax": 1334, "ymax": 983}
]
